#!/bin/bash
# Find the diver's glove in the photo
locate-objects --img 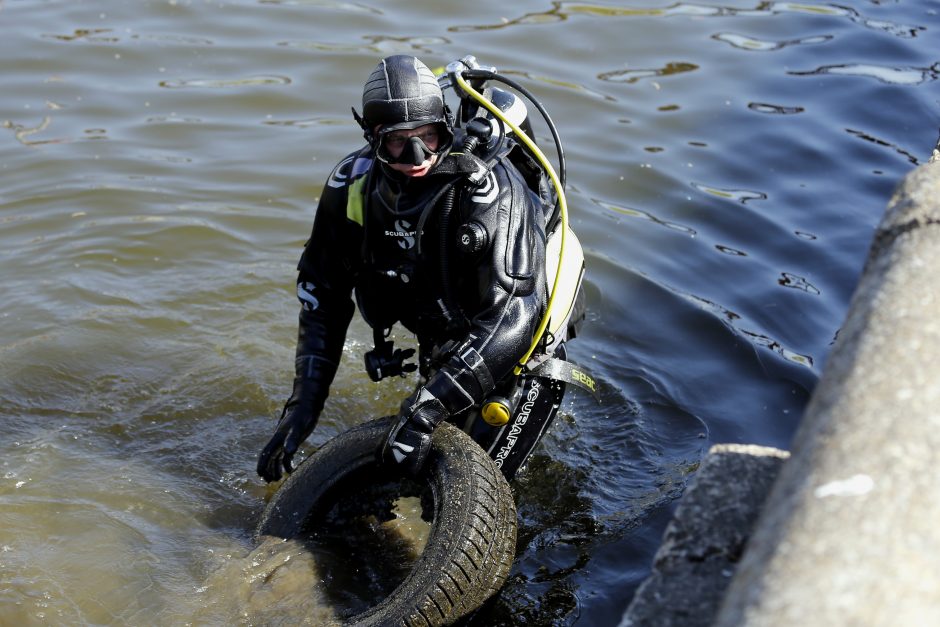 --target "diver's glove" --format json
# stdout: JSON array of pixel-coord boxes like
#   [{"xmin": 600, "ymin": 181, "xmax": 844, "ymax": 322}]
[
  {"xmin": 257, "ymin": 377, "xmax": 320, "ymax": 483},
  {"xmin": 381, "ymin": 390, "xmax": 448, "ymax": 477}
]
